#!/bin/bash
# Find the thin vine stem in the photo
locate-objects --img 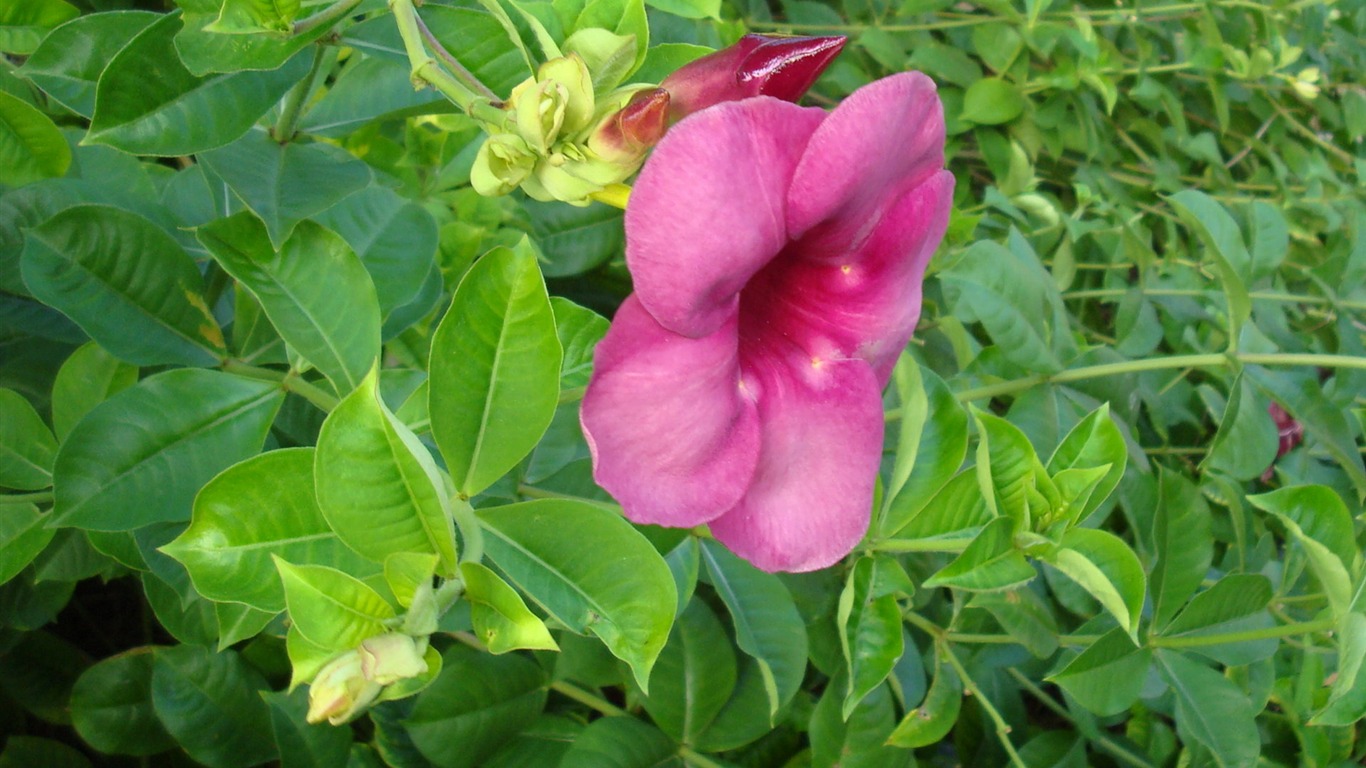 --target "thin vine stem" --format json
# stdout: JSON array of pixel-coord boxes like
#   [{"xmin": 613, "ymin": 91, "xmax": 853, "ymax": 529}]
[
  {"xmin": 389, "ymin": 0, "xmax": 484, "ymax": 110},
  {"xmin": 1005, "ymin": 668, "xmax": 1157, "ymax": 768},
  {"xmin": 1, "ymin": 491, "xmax": 53, "ymax": 505},
  {"xmin": 292, "ymin": 0, "xmax": 362, "ymax": 36},
  {"xmin": 273, "ymin": 45, "xmax": 328, "ymax": 142},
  {"xmin": 939, "ymin": 643, "xmax": 1028, "ymax": 768}
]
